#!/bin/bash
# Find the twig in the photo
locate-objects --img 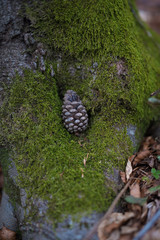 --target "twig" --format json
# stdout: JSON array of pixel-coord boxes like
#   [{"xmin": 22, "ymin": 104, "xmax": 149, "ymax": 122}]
[
  {"xmin": 133, "ymin": 209, "xmax": 160, "ymax": 240},
  {"xmin": 83, "ymin": 177, "xmax": 132, "ymax": 240},
  {"xmin": 150, "ymin": 89, "xmax": 160, "ymax": 97}
]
